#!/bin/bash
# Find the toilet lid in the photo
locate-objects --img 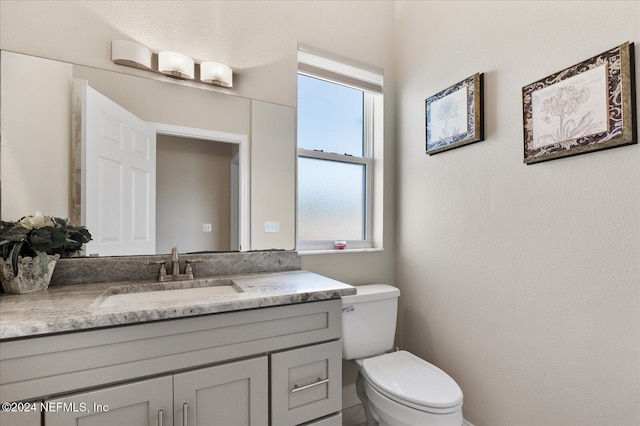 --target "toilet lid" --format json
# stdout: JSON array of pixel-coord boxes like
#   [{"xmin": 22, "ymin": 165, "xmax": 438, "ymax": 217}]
[{"xmin": 361, "ymin": 351, "xmax": 463, "ymax": 410}]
